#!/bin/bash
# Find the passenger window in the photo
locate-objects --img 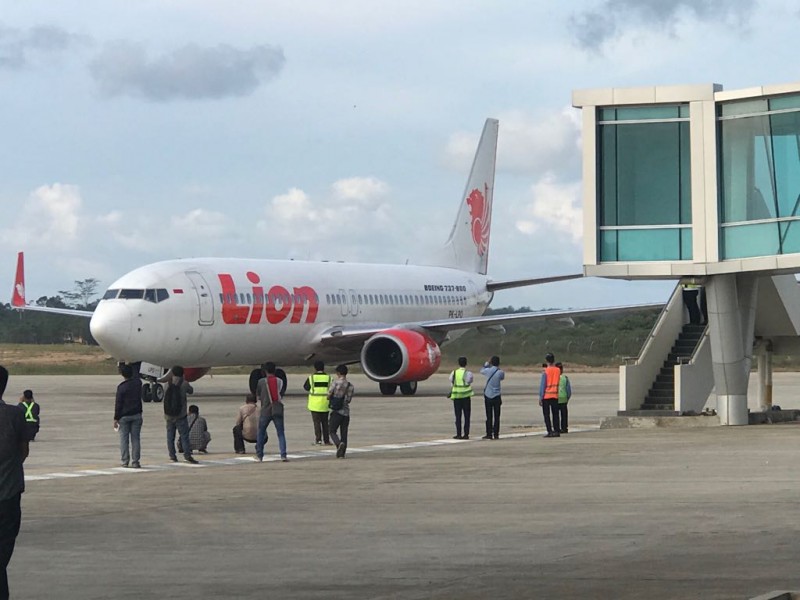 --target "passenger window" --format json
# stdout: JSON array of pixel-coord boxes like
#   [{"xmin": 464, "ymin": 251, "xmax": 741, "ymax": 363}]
[{"xmin": 246, "ymin": 293, "xmax": 252, "ymax": 304}]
